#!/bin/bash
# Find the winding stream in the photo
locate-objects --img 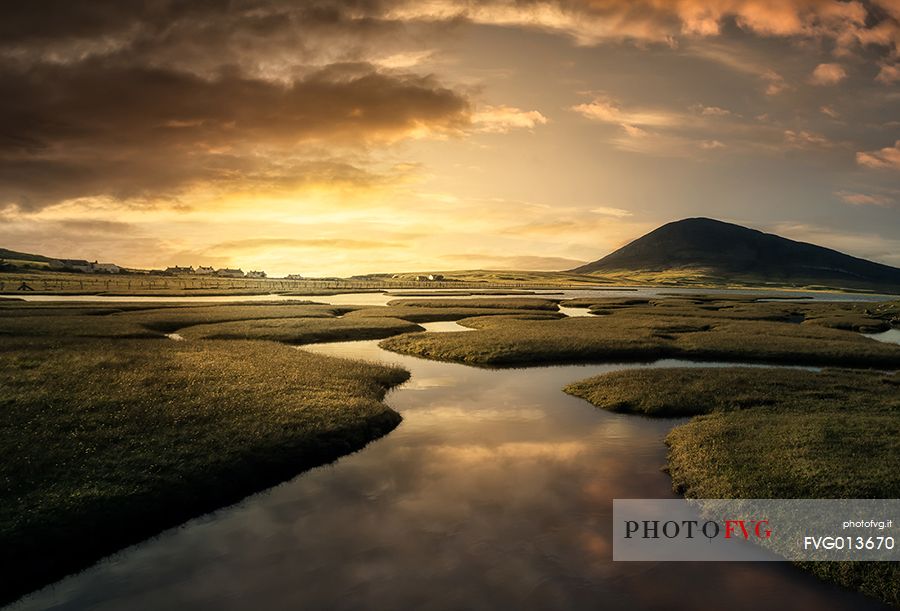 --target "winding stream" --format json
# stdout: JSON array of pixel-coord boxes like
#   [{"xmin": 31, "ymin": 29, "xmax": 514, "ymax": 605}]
[{"xmin": 9, "ymin": 320, "xmax": 887, "ymax": 610}]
